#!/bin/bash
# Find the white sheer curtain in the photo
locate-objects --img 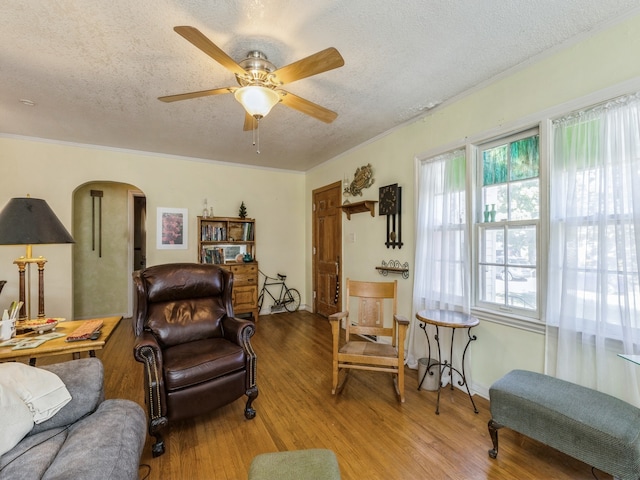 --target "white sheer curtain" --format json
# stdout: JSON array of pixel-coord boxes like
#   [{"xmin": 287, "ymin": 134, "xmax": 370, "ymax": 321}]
[
  {"xmin": 407, "ymin": 149, "xmax": 470, "ymax": 377},
  {"xmin": 546, "ymin": 92, "xmax": 640, "ymax": 405}
]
